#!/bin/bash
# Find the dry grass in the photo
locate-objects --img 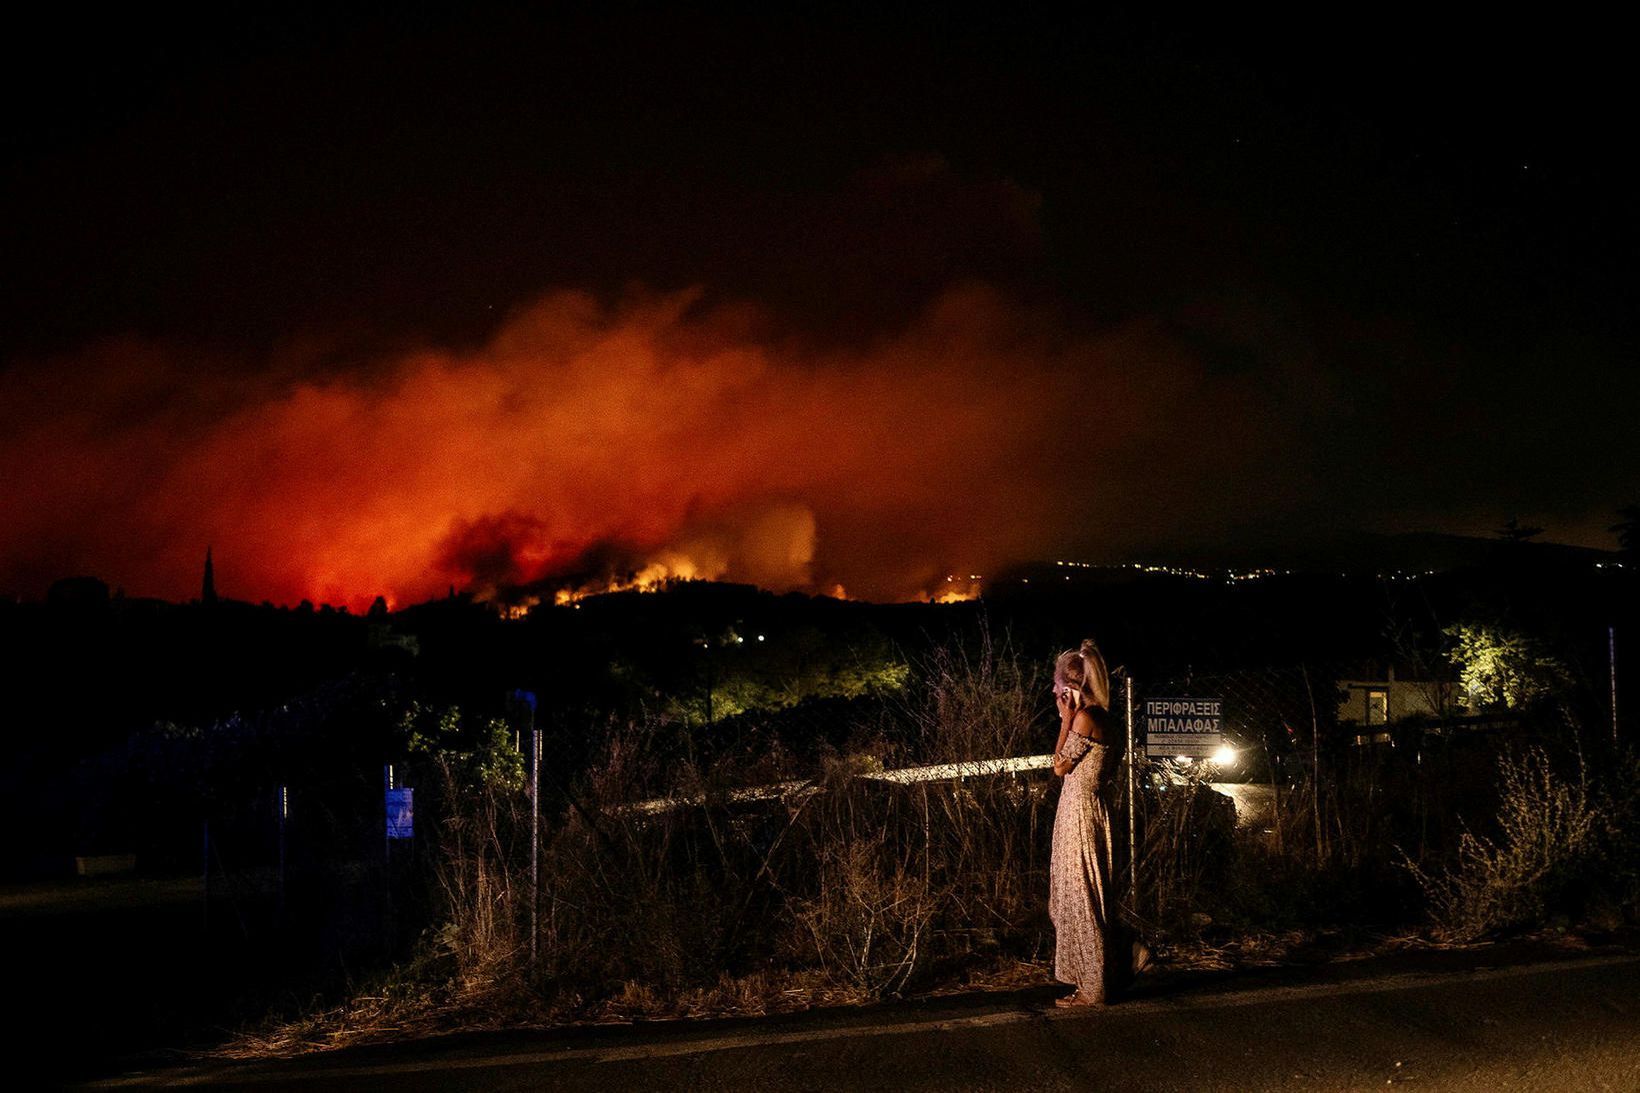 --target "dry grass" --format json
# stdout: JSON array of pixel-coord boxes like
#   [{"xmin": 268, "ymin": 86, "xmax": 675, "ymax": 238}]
[
  {"xmin": 223, "ymin": 644, "xmax": 1639, "ymax": 1060},
  {"xmin": 225, "ymin": 636, "xmax": 1057, "ymax": 1057},
  {"xmin": 222, "ymin": 962, "xmax": 546, "ymax": 1058}
]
